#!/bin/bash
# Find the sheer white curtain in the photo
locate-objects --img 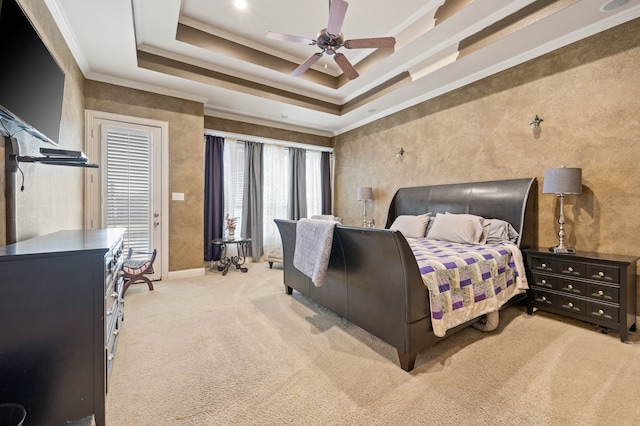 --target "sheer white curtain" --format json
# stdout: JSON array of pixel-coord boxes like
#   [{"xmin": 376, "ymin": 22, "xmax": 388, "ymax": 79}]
[
  {"xmin": 223, "ymin": 138, "xmax": 245, "ymax": 236},
  {"xmin": 306, "ymin": 150, "xmax": 322, "ymax": 217},
  {"xmin": 263, "ymin": 144, "xmax": 288, "ymax": 259}
]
